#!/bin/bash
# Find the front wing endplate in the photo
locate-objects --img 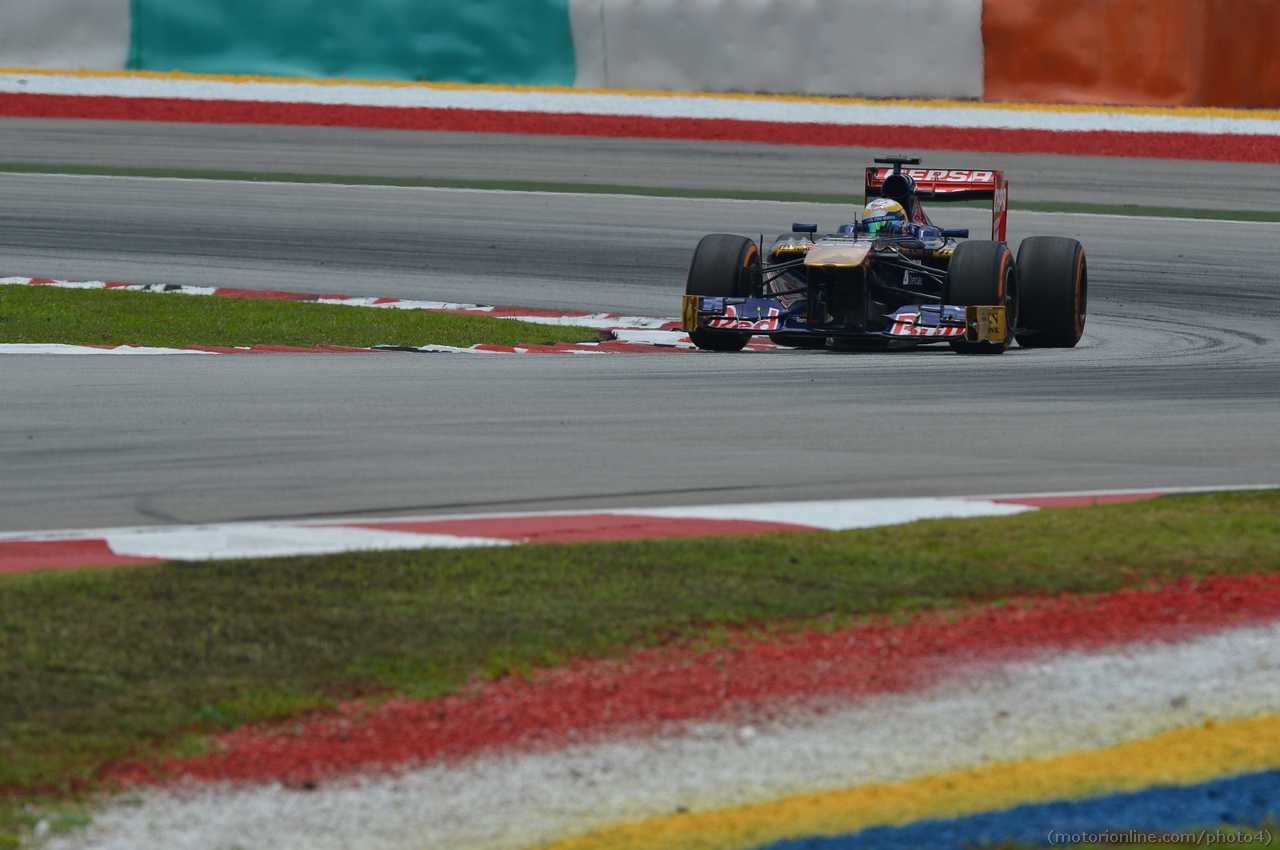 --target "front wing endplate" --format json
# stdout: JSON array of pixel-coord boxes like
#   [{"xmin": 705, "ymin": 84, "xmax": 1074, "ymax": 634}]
[
  {"xmin": 965, "ymin": 305, "xmax": 1007, "ymax": 343},
  {"xmin": 682, "ymin": 294, "xmax": 699, "ymax": 332}
]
